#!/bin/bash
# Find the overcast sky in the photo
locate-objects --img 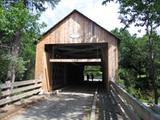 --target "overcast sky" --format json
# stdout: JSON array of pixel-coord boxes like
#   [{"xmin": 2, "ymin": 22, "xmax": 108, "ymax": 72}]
[{"xmin": 40, "ymin": 0, "xmax": 146, "ymax": 37}]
